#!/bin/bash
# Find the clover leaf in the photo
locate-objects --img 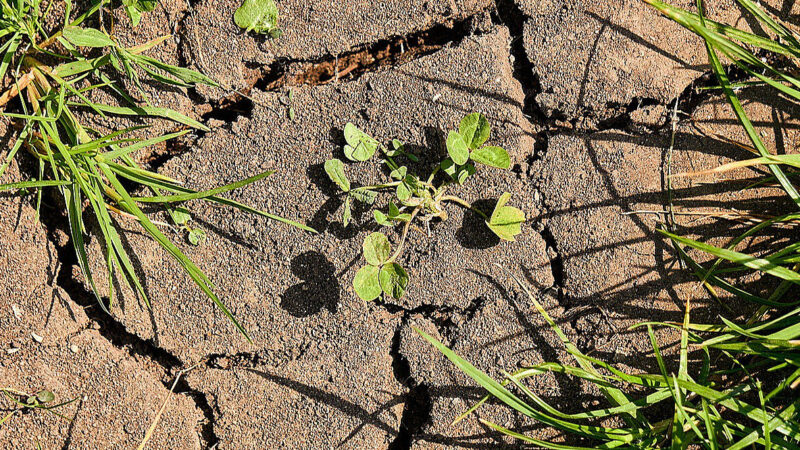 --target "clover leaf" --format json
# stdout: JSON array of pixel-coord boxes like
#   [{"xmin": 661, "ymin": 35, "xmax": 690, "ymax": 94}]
[
  {"xmin": 470, "ymin": 146, "xmax": 510, "ymax": 169},
  {"xmin": 324, "ymin": 158, "xmax": 350, "ymax": 192},
  {"xmin": 379, "ymin": 263, "xmax": 409, "ymax": 299},
  {"xmin": 353, "ymin": 265, "xmax": 382, "ymax": 301},
  {"xmin": 487, "ymin": 192, "xmax": 525, "ymax": 241},
  {"xmin": 344, "ymin": 123, "xmax": 380, "ymax": 162},
  {"xmin": 234, "ymin": 0, "xmax": 281, "ymax": 37},
  {"xmin": 362, "ymin": 232, "xmax": 391, "ymax": 266},
  {"xmin": 459, "ymin": 112, "xmax": 490, "ymax": 149},
  {"xmin": 446, "ymin": 130, "xmax": 470, "ymax": 165}
]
